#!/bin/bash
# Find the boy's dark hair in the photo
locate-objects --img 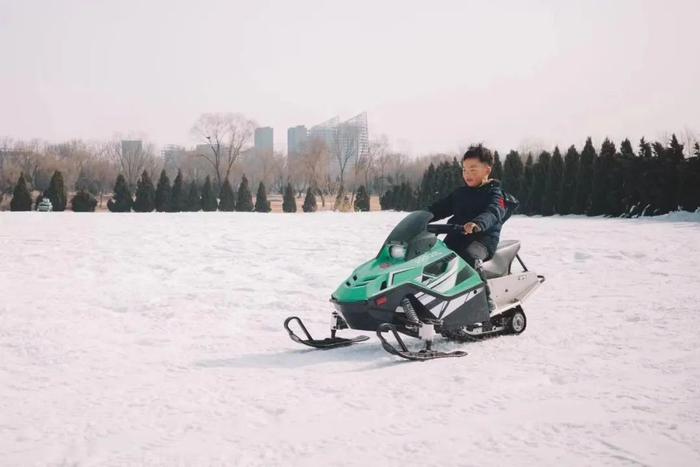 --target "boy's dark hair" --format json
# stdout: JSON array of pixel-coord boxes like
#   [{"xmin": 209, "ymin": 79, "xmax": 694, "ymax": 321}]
[{"xmin": 462, "ymin": 144, "xmax": 493, "ymax": 166}]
